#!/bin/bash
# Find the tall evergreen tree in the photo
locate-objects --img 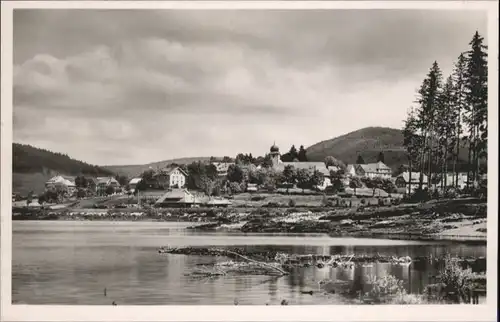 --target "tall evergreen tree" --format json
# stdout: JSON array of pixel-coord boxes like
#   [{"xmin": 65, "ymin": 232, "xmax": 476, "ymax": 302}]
[
  {"xmin": 356, "ymin": 155, "xmax": 365, "ymax": 164},
  {"xmin": 451, "ymin": 53, "xmax": 468, "ymax": 188},
  {"xmin": 435, "ymin": 75, "xmax": 456, "ymax": 190},
  {"xmin": 377, "ymin": 152, "xmax": 385, "ymax": 163},
  {"xmin": 464, "ymin": 31, "xmax": 488, "ymax": 186},
  {"xmin": 415, "ymin": 61, "xmax": 443, "ymax": 190},
  {"xmin": 403, "ymin": 108, "xmax": 421, "ymax": 193},
  {"xmin": 298, "ymin": 145, "xmax": 308, "ymax": 162}
]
